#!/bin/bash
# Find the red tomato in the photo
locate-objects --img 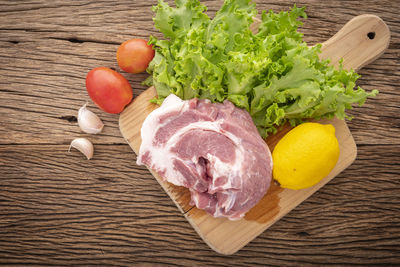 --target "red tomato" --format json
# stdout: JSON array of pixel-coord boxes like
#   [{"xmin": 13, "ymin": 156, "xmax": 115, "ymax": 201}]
[
  {"xmin": 86, "ymin": 67, "xmax": 133, "ymax": 114},
  {"xmin": 117, "ymin": 38, "xmax": 155, "ymax": 74}
]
